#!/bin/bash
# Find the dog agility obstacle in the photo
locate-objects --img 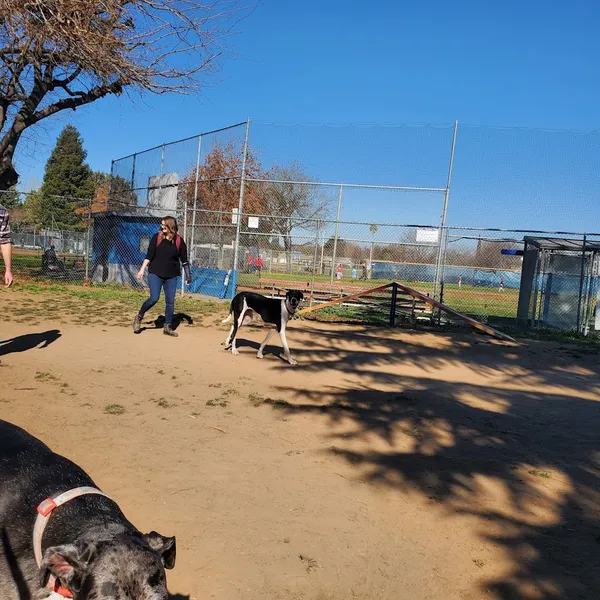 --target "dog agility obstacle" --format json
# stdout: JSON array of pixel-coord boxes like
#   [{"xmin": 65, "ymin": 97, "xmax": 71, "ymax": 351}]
[{"xmin": 296, "ymin": 281, "xmax": 516, "ymax": 343}]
